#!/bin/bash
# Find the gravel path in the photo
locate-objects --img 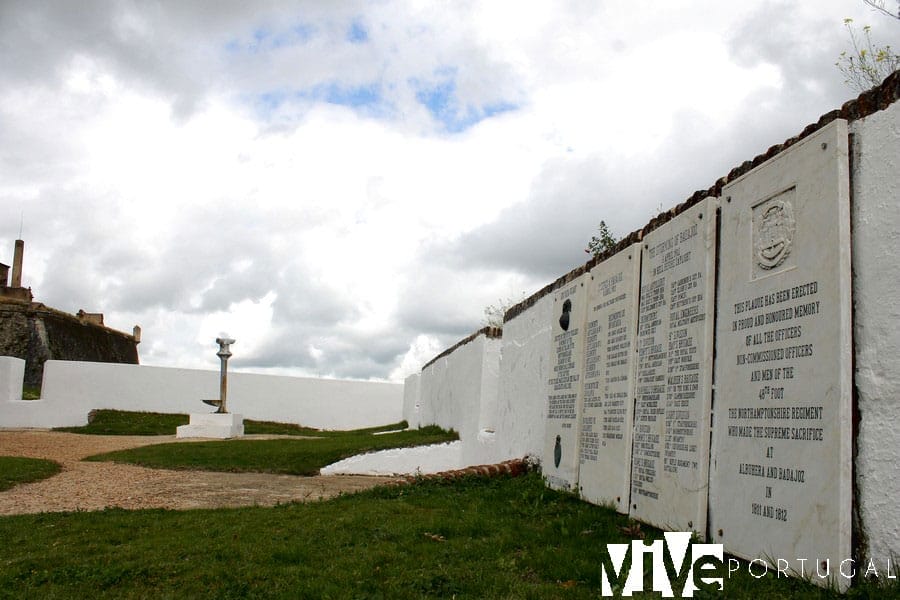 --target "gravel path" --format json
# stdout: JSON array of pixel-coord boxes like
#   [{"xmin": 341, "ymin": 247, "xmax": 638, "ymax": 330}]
[{"xmin": 0, "ymin": 430, "xmax": 400, "ymax": 515}]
